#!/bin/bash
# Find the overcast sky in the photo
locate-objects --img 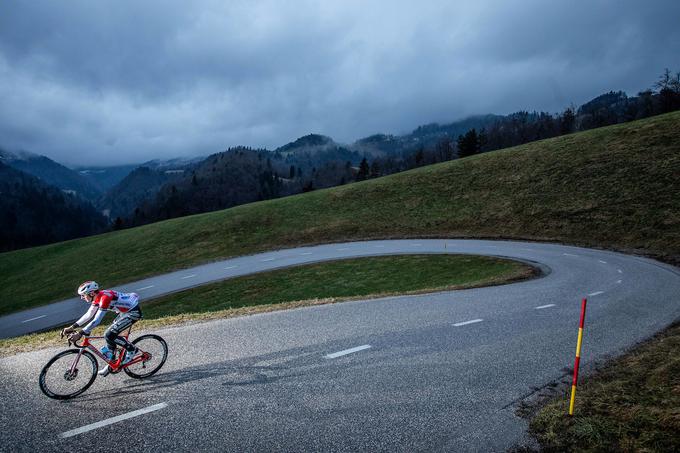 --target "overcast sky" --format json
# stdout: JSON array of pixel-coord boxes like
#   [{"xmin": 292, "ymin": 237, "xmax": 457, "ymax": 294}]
[{"xmin": 0, "ymin": 1, "xmax": 678, "ymax": 166}]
